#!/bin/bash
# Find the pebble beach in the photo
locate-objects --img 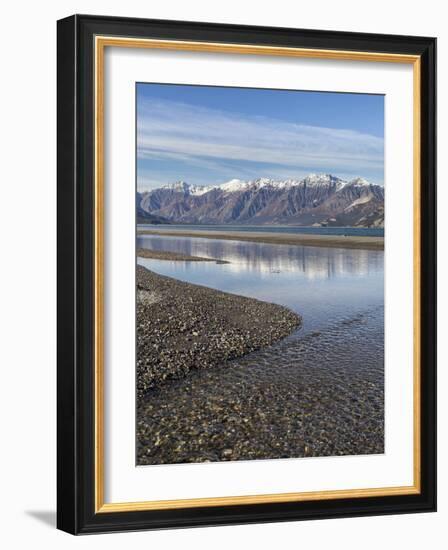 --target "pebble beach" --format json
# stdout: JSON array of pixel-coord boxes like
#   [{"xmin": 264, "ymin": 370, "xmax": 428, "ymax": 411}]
[
  {"xmin": 136, "ymin": 265, "xmax": 301, "ymax": 397},
  {"xmin": 136, "ymin": 249, "xmax": 384, "ymax": 465}
]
